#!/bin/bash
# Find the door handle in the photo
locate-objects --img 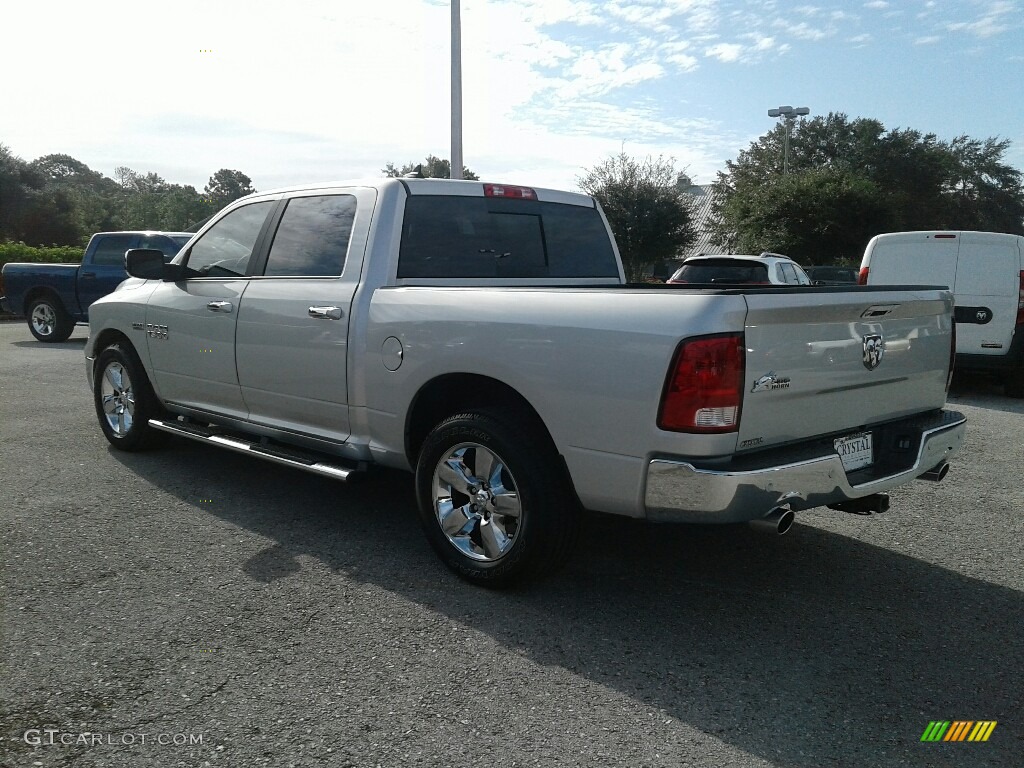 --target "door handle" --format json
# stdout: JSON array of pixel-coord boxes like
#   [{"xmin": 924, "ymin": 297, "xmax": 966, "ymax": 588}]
[
  {"xmin": 81, "ymin": 272, "xmax": 96, "ymax": 279},
  {"xmin": 207, "ymin": 301, "xmax": 233, "ymax": 313},
  {"xmin": 308, "ymin": 306, "xmax": 343, "ymax": 320}
]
